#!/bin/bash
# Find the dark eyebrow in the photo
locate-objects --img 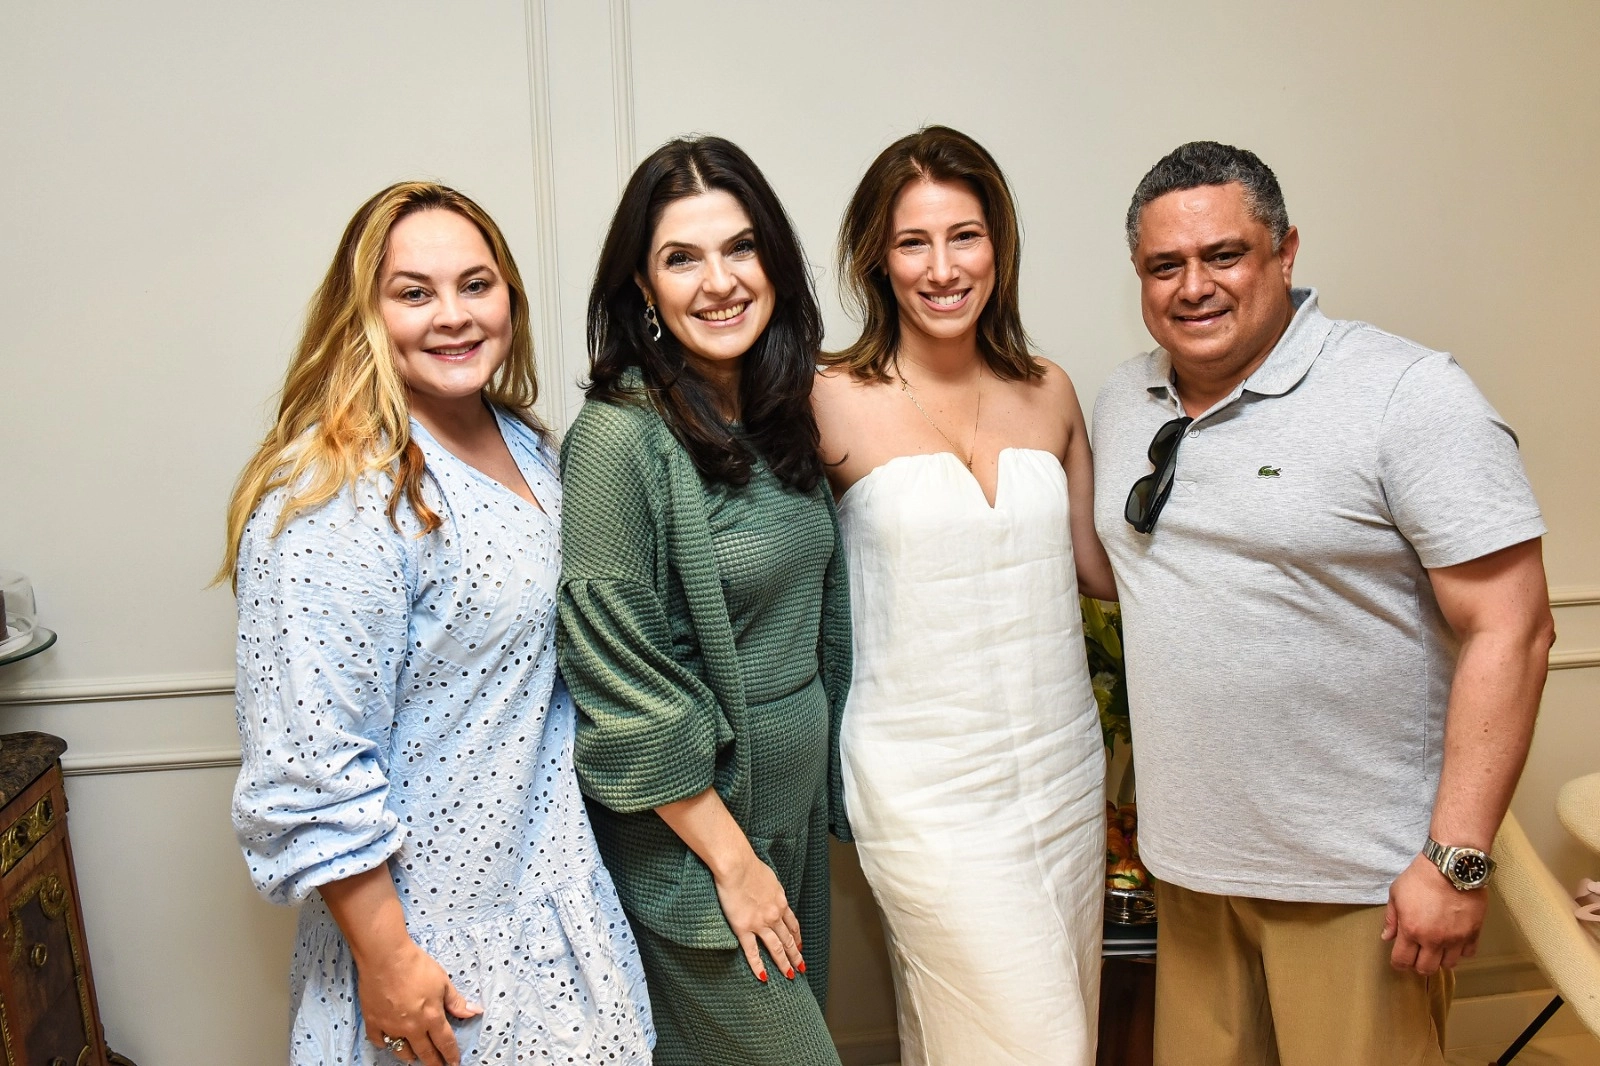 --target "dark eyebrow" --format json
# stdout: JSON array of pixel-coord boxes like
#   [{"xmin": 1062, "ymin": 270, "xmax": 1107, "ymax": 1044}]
[
  {"xmin": 654, "ymin": 228, "xmax": 756, "ymax": 257},
  {"xmin": 1143, "ymin": 238, "xmax": 1248, "ymax": 266}
]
